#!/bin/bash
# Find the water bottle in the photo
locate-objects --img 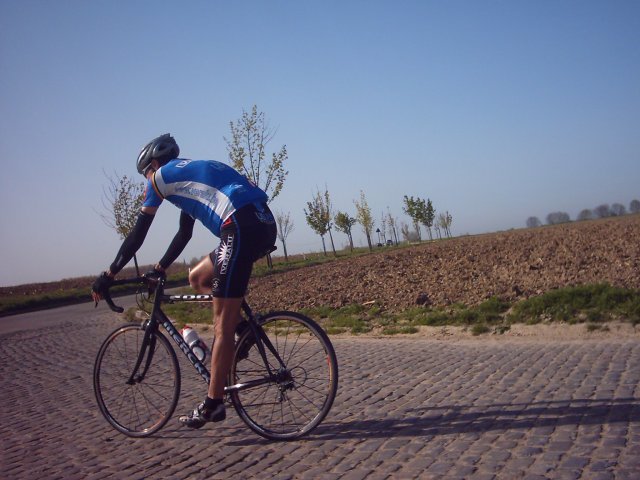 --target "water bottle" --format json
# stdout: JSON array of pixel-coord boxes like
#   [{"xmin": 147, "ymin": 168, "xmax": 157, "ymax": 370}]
[{"xmin": 181, "ymin": 325, "xmax": 209, "ymax": 362}]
